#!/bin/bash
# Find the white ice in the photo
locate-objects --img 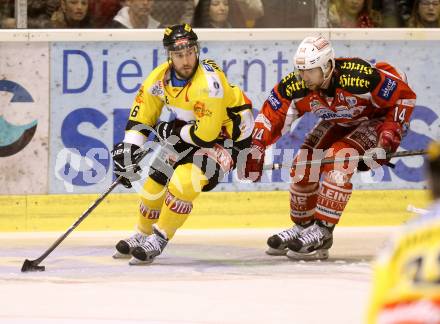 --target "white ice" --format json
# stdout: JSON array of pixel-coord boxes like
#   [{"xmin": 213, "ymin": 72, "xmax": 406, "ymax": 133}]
[{"xmin": 0, "ymin": 227, "xmax": 397, "ymax": 324}]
